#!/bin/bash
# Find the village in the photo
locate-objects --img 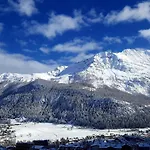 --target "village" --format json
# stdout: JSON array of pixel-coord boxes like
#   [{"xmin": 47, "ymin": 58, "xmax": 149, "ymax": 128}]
[
  {"xmin": 1, "ymin": 134, "xmax": 150, "ymax": 150},
  {"xmin": 1, "ymin": 120, "xmax": 150, "ymax": 150}
]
